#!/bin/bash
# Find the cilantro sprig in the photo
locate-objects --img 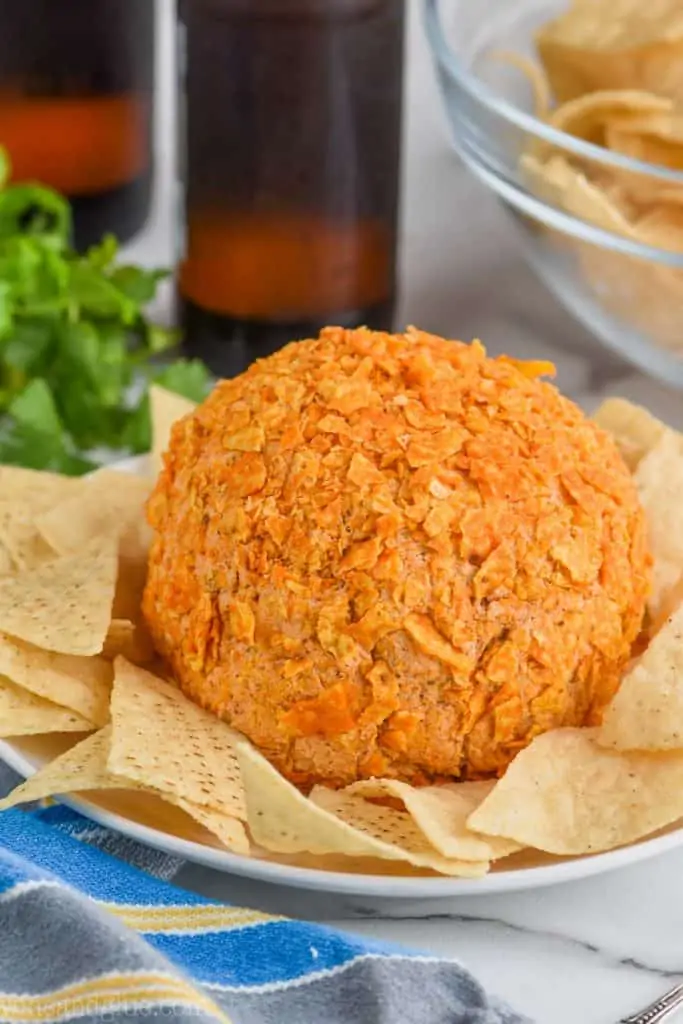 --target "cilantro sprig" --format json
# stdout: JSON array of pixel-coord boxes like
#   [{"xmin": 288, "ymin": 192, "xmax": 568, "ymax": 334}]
[{"xmin": 0, "ymin": 148, "xmax": 211, "ymax": 474}]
